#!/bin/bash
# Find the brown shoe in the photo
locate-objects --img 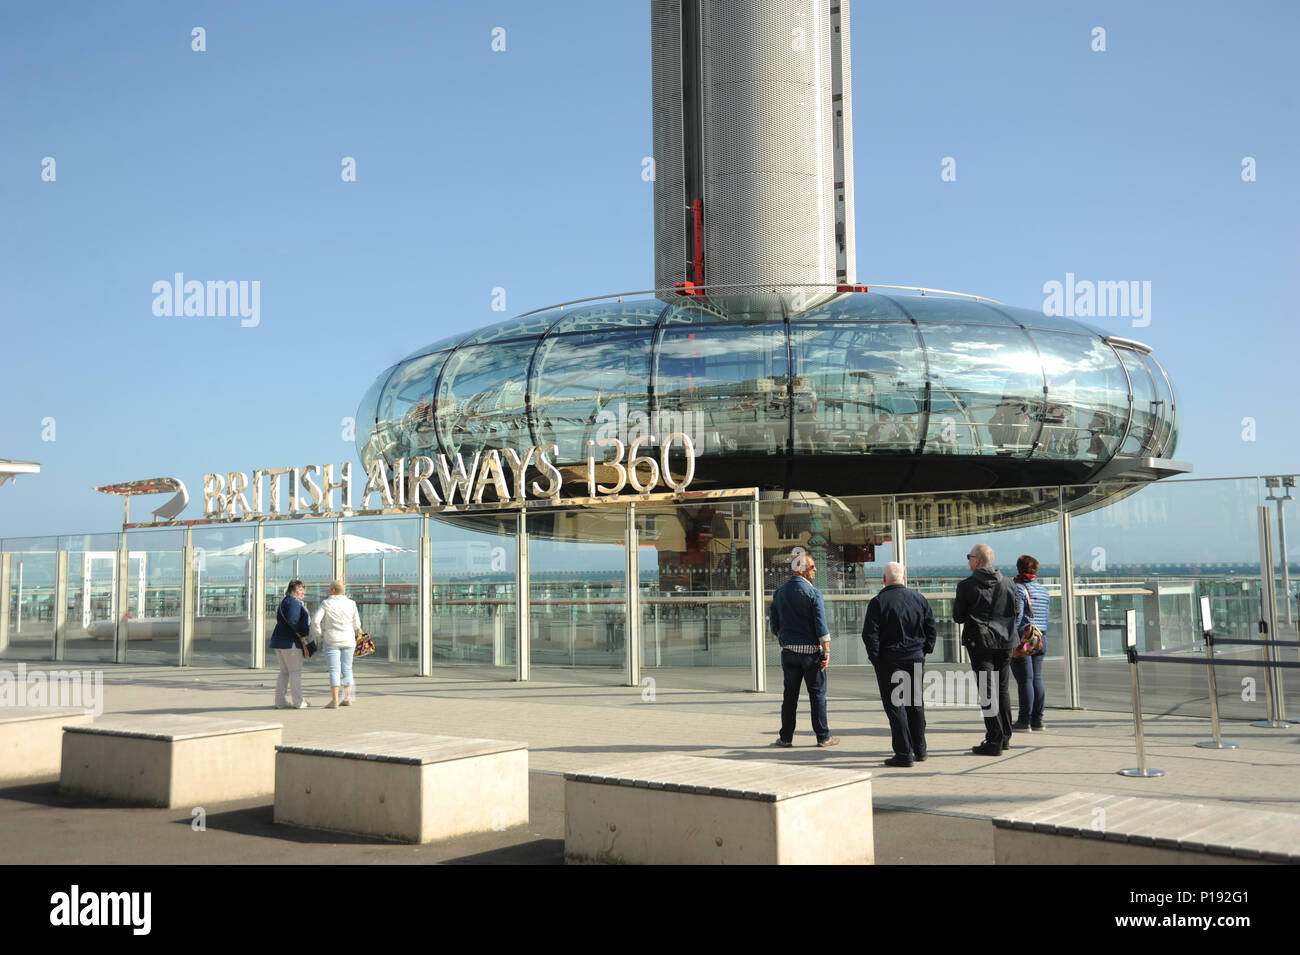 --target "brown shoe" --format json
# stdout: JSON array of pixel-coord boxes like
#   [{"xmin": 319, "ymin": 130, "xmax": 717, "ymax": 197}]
[{"xmin": 817, "ymin": 736, "xmax": 840, "ymax": 748}]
